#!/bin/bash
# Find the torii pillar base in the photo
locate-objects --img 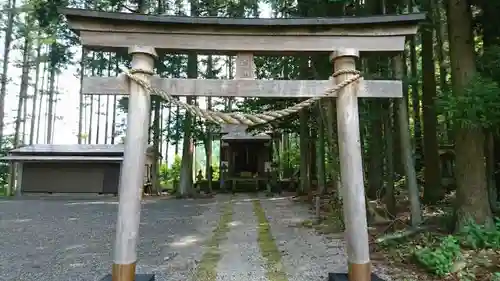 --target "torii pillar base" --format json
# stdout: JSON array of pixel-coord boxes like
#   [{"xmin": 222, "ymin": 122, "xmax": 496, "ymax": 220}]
[
  {"xmin": 328, "ymin": 273, "xmax": 385, "ymax": 281},
  {"xmin": 100, "ymin": 274, "xmax": 155, "ymax": 281}
]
